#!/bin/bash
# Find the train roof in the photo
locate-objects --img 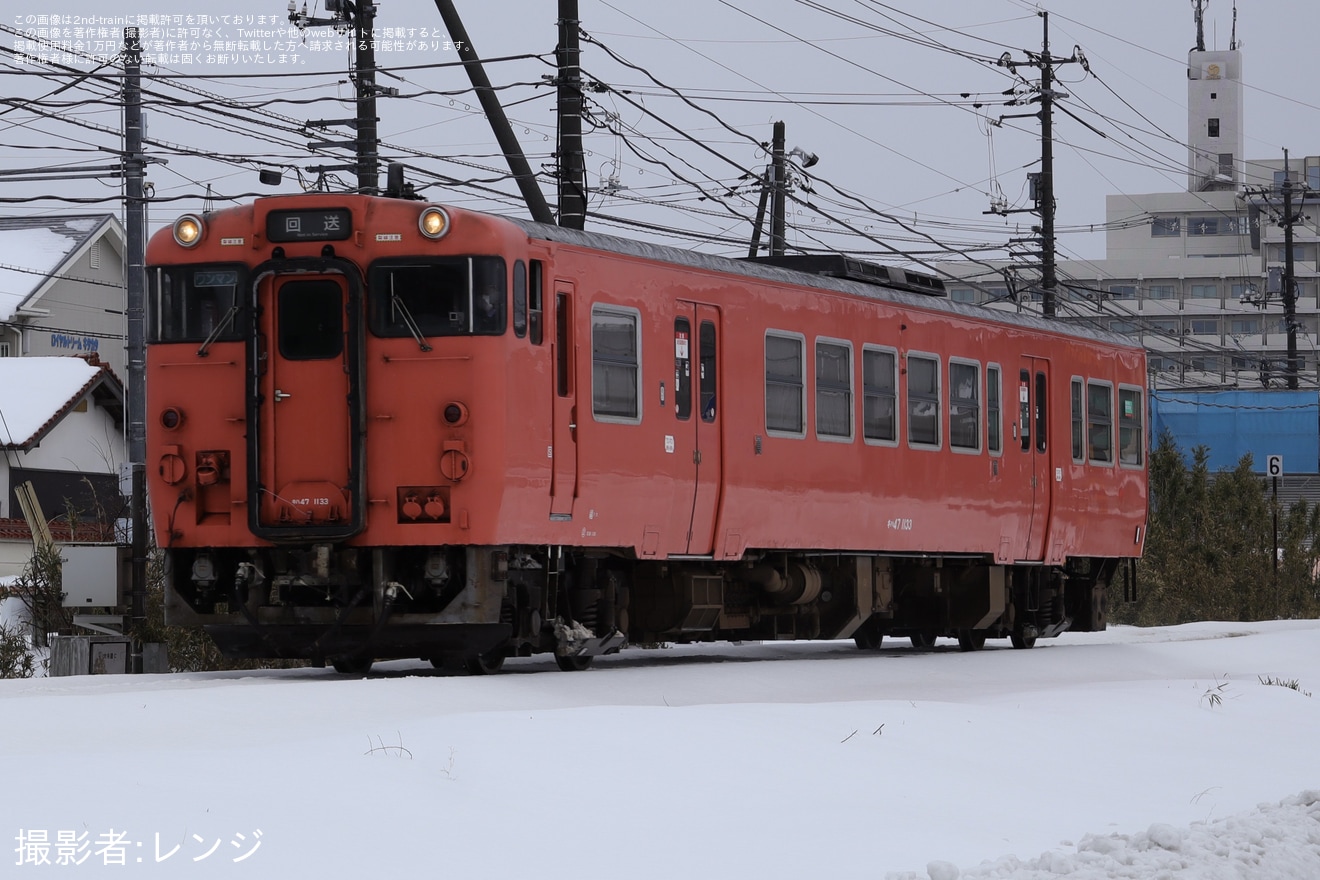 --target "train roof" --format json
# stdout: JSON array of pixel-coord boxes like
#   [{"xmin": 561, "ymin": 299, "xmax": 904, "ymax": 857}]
[{"xmin": 502, "ymin": 215, "xmax": 1141, "ymax": 353}]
